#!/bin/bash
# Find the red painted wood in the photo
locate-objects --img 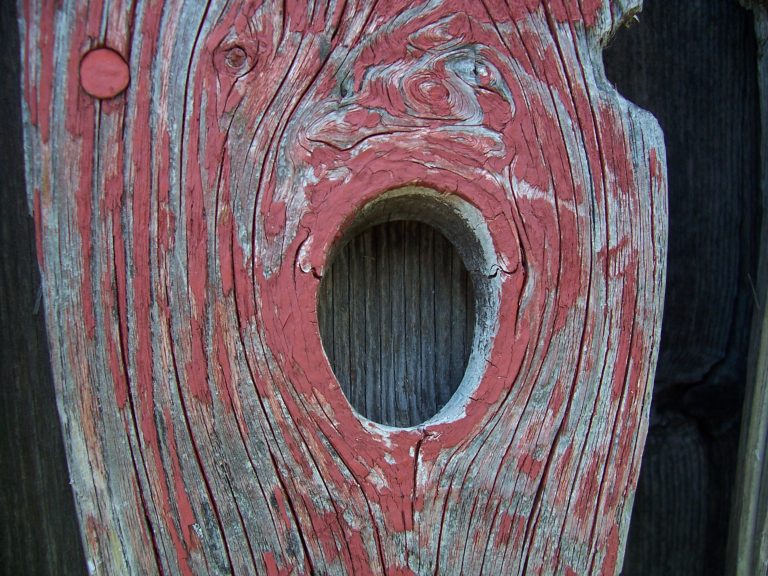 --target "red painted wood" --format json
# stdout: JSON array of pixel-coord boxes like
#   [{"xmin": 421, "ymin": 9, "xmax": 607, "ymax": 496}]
[{"xmin": 20, "ymin": 1, "xmax": 666, "ymax": 574}]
